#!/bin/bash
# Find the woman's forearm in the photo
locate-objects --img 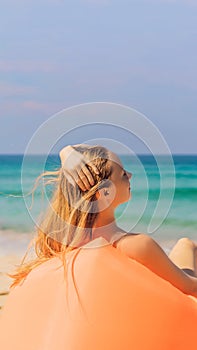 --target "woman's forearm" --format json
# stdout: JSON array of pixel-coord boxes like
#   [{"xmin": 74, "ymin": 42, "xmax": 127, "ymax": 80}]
[
  {"xmin": 59, "ymin": 145, "xmax": 74, "ymax": 166},
  {"xmin": 59, "ymin": 144, "xmax": 90, "ymax": 166}
]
